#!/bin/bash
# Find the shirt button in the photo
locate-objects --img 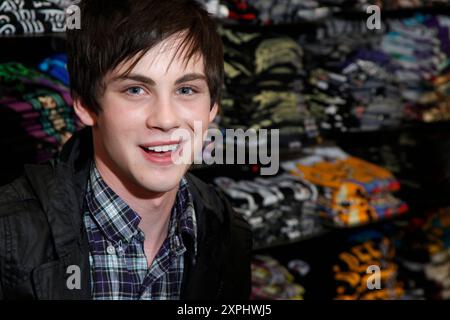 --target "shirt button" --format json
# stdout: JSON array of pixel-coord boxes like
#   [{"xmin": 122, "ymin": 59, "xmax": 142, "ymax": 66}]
[{"xmin": 107, "ymin": 245, "xmax": 116, "ymax": 255}]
